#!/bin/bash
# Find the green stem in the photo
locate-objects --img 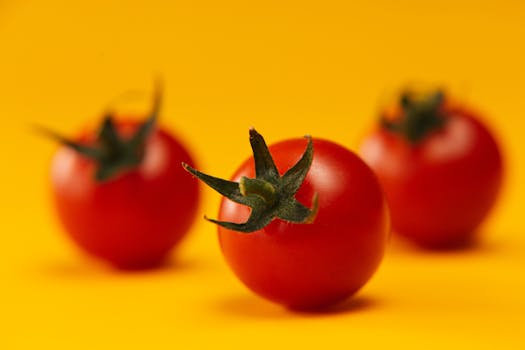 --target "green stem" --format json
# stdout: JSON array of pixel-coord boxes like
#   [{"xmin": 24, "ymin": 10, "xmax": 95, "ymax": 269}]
[
  {"xmin": 182, "ymin": 129, "xmax": 318, "ymax": 233},
  {"xmin": 381, "ymin": 90, "xmax": 447, "ymax": 144},
  {"xmin": 37, "ymin": 83, "xmax": 162, "ymax": 182},
  {"xmin": 239, "ymin": 177, "xmax": 277, "ymax": 206}
]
